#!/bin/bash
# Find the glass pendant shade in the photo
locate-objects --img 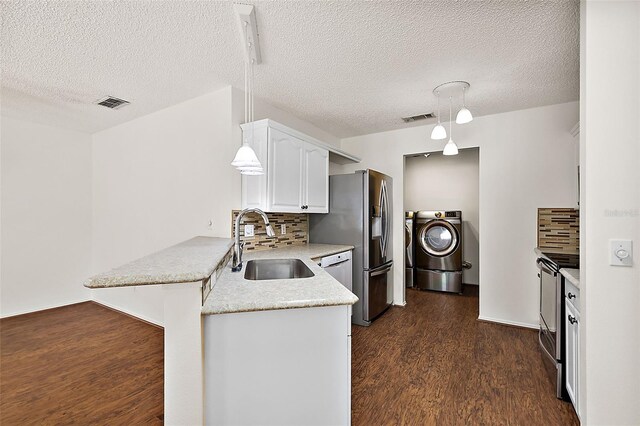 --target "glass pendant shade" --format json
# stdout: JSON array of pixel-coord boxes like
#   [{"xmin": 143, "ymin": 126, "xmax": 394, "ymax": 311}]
[
  {"xmin": 456, "ymin": 107, "xmax": 473, "ymax": 124},
  {"xmin": 442, "ymin": 139, "xmax": 459, "ymax": 156},
  {"xmin": 430, "ymin": 124, "xmax": 447, "ymax": 140},
  {"xmin": 231, "ymin": 144, "xmax": 263, "ymax": 175},
  {"xmin": 238, "ymin": 166, "xmax": 264, "ymax": 175}
]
